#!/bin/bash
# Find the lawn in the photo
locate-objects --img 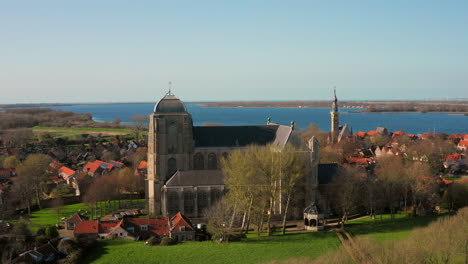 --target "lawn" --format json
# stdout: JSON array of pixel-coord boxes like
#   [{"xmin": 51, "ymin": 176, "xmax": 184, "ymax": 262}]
[
  {"xmin": 82, "ymin": 231, "xmax": 341, "ymax": 264},
  {"xmin": 345, "ymin": 213, "xmax": 450, "ymax": 241},
  {"xmin": 27, "ymin": 199, "xmax": 145, "ymax": 231}
]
